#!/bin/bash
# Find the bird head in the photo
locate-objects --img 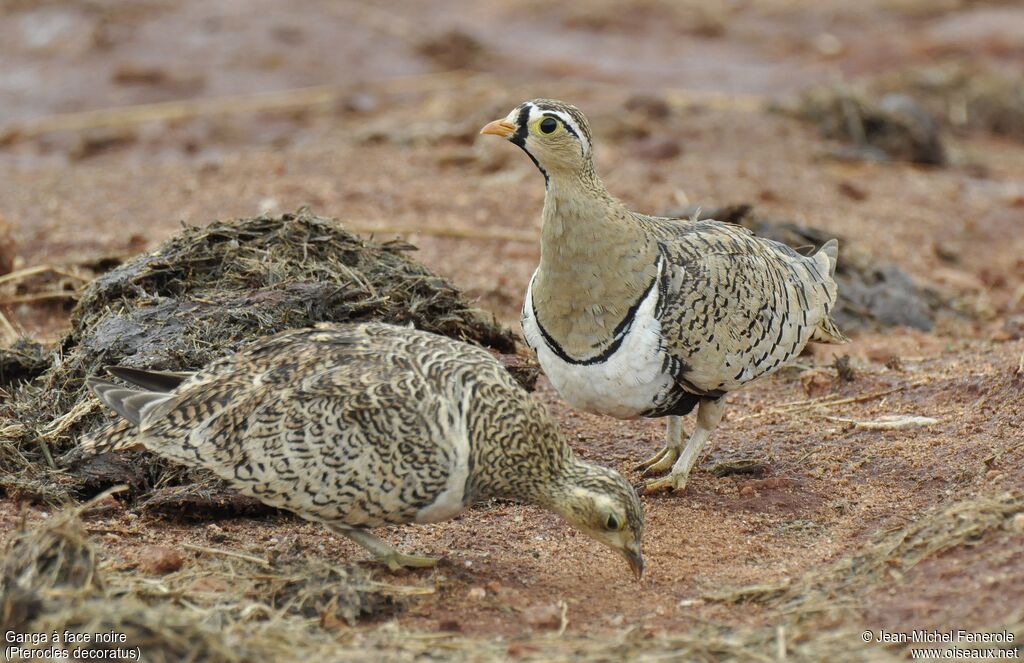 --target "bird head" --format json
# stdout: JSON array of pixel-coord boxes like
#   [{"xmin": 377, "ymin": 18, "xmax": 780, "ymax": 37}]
[
  {"xmin": 550, "ymin": 462, "xmax": 645, "ymax": 580},
  {"xmin": 480, "ymin": 99, "xmax": 593, "ymax": 182}
]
